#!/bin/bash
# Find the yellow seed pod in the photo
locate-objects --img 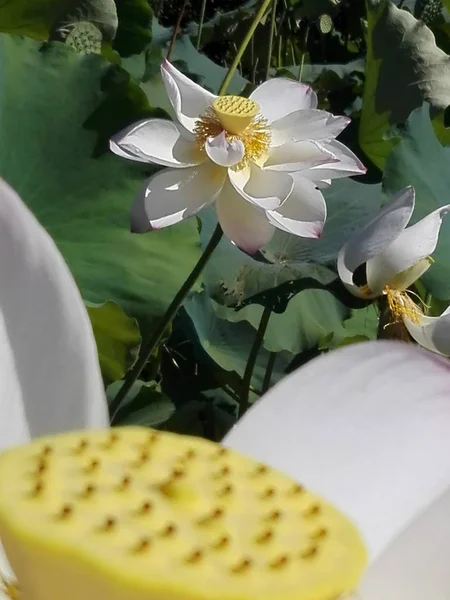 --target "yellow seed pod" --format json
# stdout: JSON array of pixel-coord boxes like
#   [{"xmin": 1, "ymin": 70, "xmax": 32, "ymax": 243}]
[
  {"xmin": 213, "ymin": 96, "xmax": 260, "ymax": 135},
  {"xmin": 0, "ymin": 427, "xmax": 367, "ymax": 600}
]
